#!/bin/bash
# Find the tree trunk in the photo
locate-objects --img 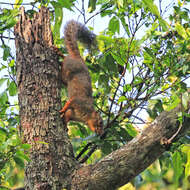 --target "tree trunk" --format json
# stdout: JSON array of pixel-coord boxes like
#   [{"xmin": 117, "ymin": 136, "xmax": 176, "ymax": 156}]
[
  {"xmin": 14, "ymin": 6, "xmax": 190, "ymax": 190},
  {"xmin": 14, "ymin": 7, "xmax": 77, "ymax": 190}
]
